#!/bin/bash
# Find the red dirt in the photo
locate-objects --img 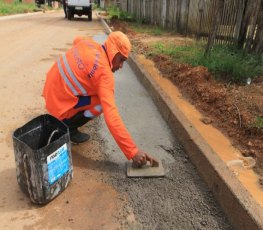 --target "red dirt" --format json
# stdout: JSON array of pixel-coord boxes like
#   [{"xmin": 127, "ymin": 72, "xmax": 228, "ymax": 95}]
[{"xmin": 109, "ymin": 19, "xmax": 263, "ymax": 176}]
